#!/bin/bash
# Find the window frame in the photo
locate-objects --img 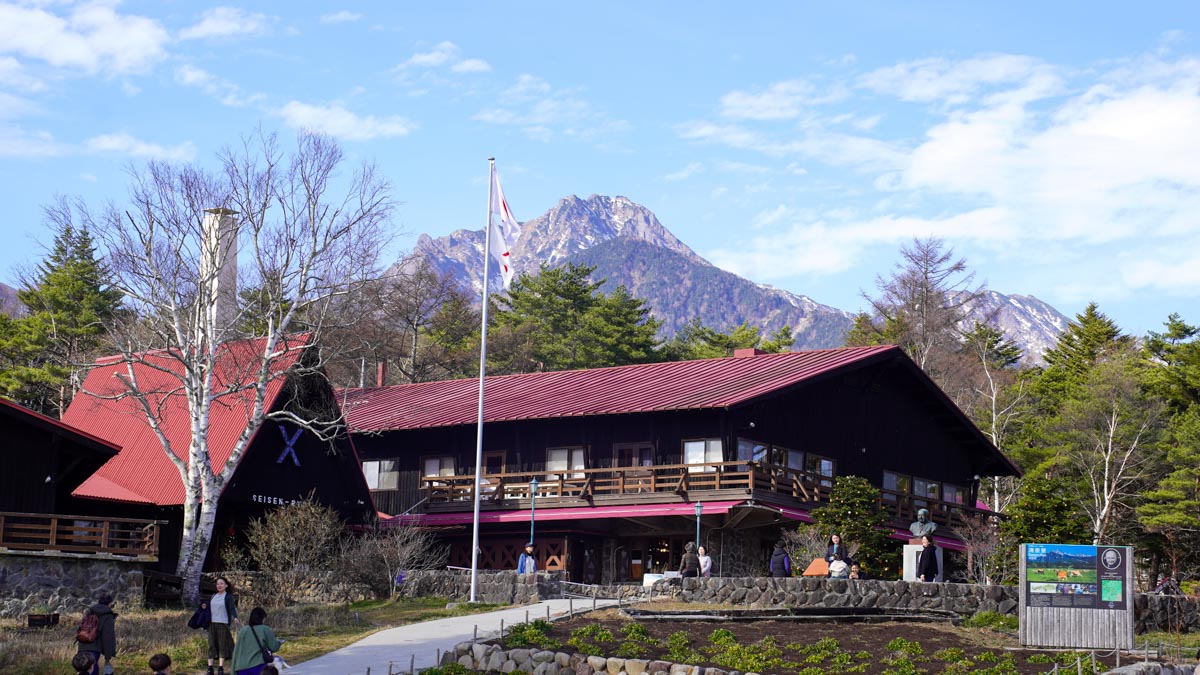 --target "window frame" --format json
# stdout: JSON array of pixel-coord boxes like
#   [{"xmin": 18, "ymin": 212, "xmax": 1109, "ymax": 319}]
[
  {"xmin": 546, "ymin": 445, "xmax": 587, "ymax": 479},
  {"xmin": 421, "ymin": 455, "xmax": 457, "ymax": 478},
  {"xmin": 362, "ymin": 458, "xmax": 400, "ymax": 491},
  {"xmin": 683, "ymin": 438, "xmax": 723, "ymax": 473}
]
